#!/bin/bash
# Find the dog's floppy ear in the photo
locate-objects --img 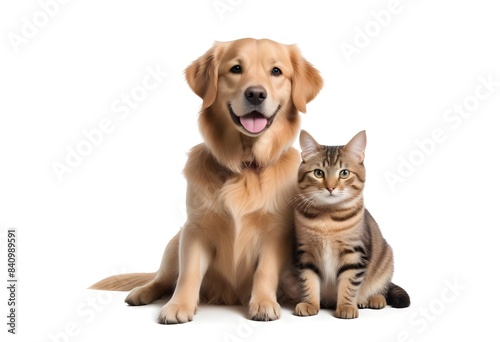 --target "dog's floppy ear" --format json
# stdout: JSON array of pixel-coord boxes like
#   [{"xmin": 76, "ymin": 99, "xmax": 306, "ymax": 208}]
[
  {"xmin": 288, "ymin": 45, "xmax": 323, "ymax": 113},
  {"xmin": 185, "ymin": 42, "xmax": 226, "ymax": 110}
]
